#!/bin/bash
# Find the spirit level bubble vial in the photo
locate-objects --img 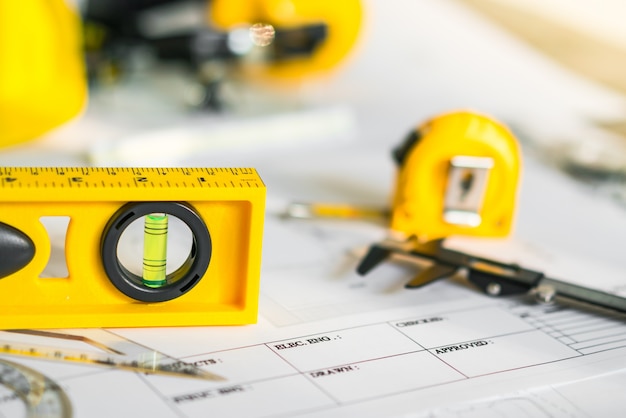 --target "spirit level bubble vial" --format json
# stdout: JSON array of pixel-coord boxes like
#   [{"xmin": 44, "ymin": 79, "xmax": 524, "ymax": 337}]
[
  {"xmin": 142, "ymin": 213, "xmax": 169, "ymax": 288},
  {"xmin": 0, "ymin": 167, "xmax": 266, "ymax": 329}
]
